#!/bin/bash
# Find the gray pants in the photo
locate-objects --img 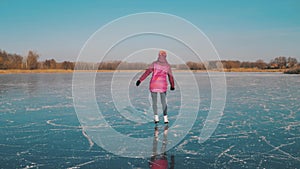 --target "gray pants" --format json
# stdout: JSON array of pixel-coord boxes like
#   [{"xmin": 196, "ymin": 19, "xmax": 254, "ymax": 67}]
[{"xmin": 151, "ymin": 92, "xmax": 167, "ymax": 116}]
